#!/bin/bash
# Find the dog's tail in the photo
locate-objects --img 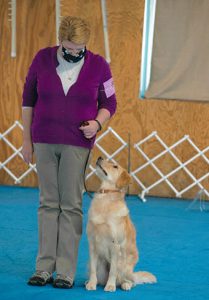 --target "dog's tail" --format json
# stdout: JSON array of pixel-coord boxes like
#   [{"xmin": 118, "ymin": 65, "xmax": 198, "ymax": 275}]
[{"xmin": 133, "ymin": 271, "xmax": 157, "ymax": 285}]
